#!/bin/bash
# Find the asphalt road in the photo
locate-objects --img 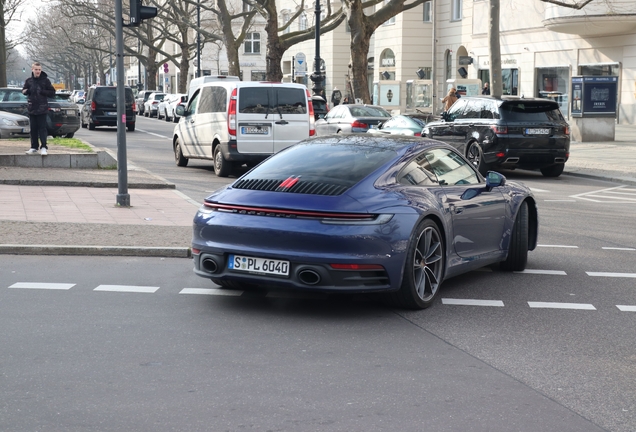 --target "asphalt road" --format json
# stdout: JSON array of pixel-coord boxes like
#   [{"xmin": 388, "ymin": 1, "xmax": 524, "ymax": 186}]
[{"xmin": 7, "ymin": 115, "xmax": 632, "ymax": 431}]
